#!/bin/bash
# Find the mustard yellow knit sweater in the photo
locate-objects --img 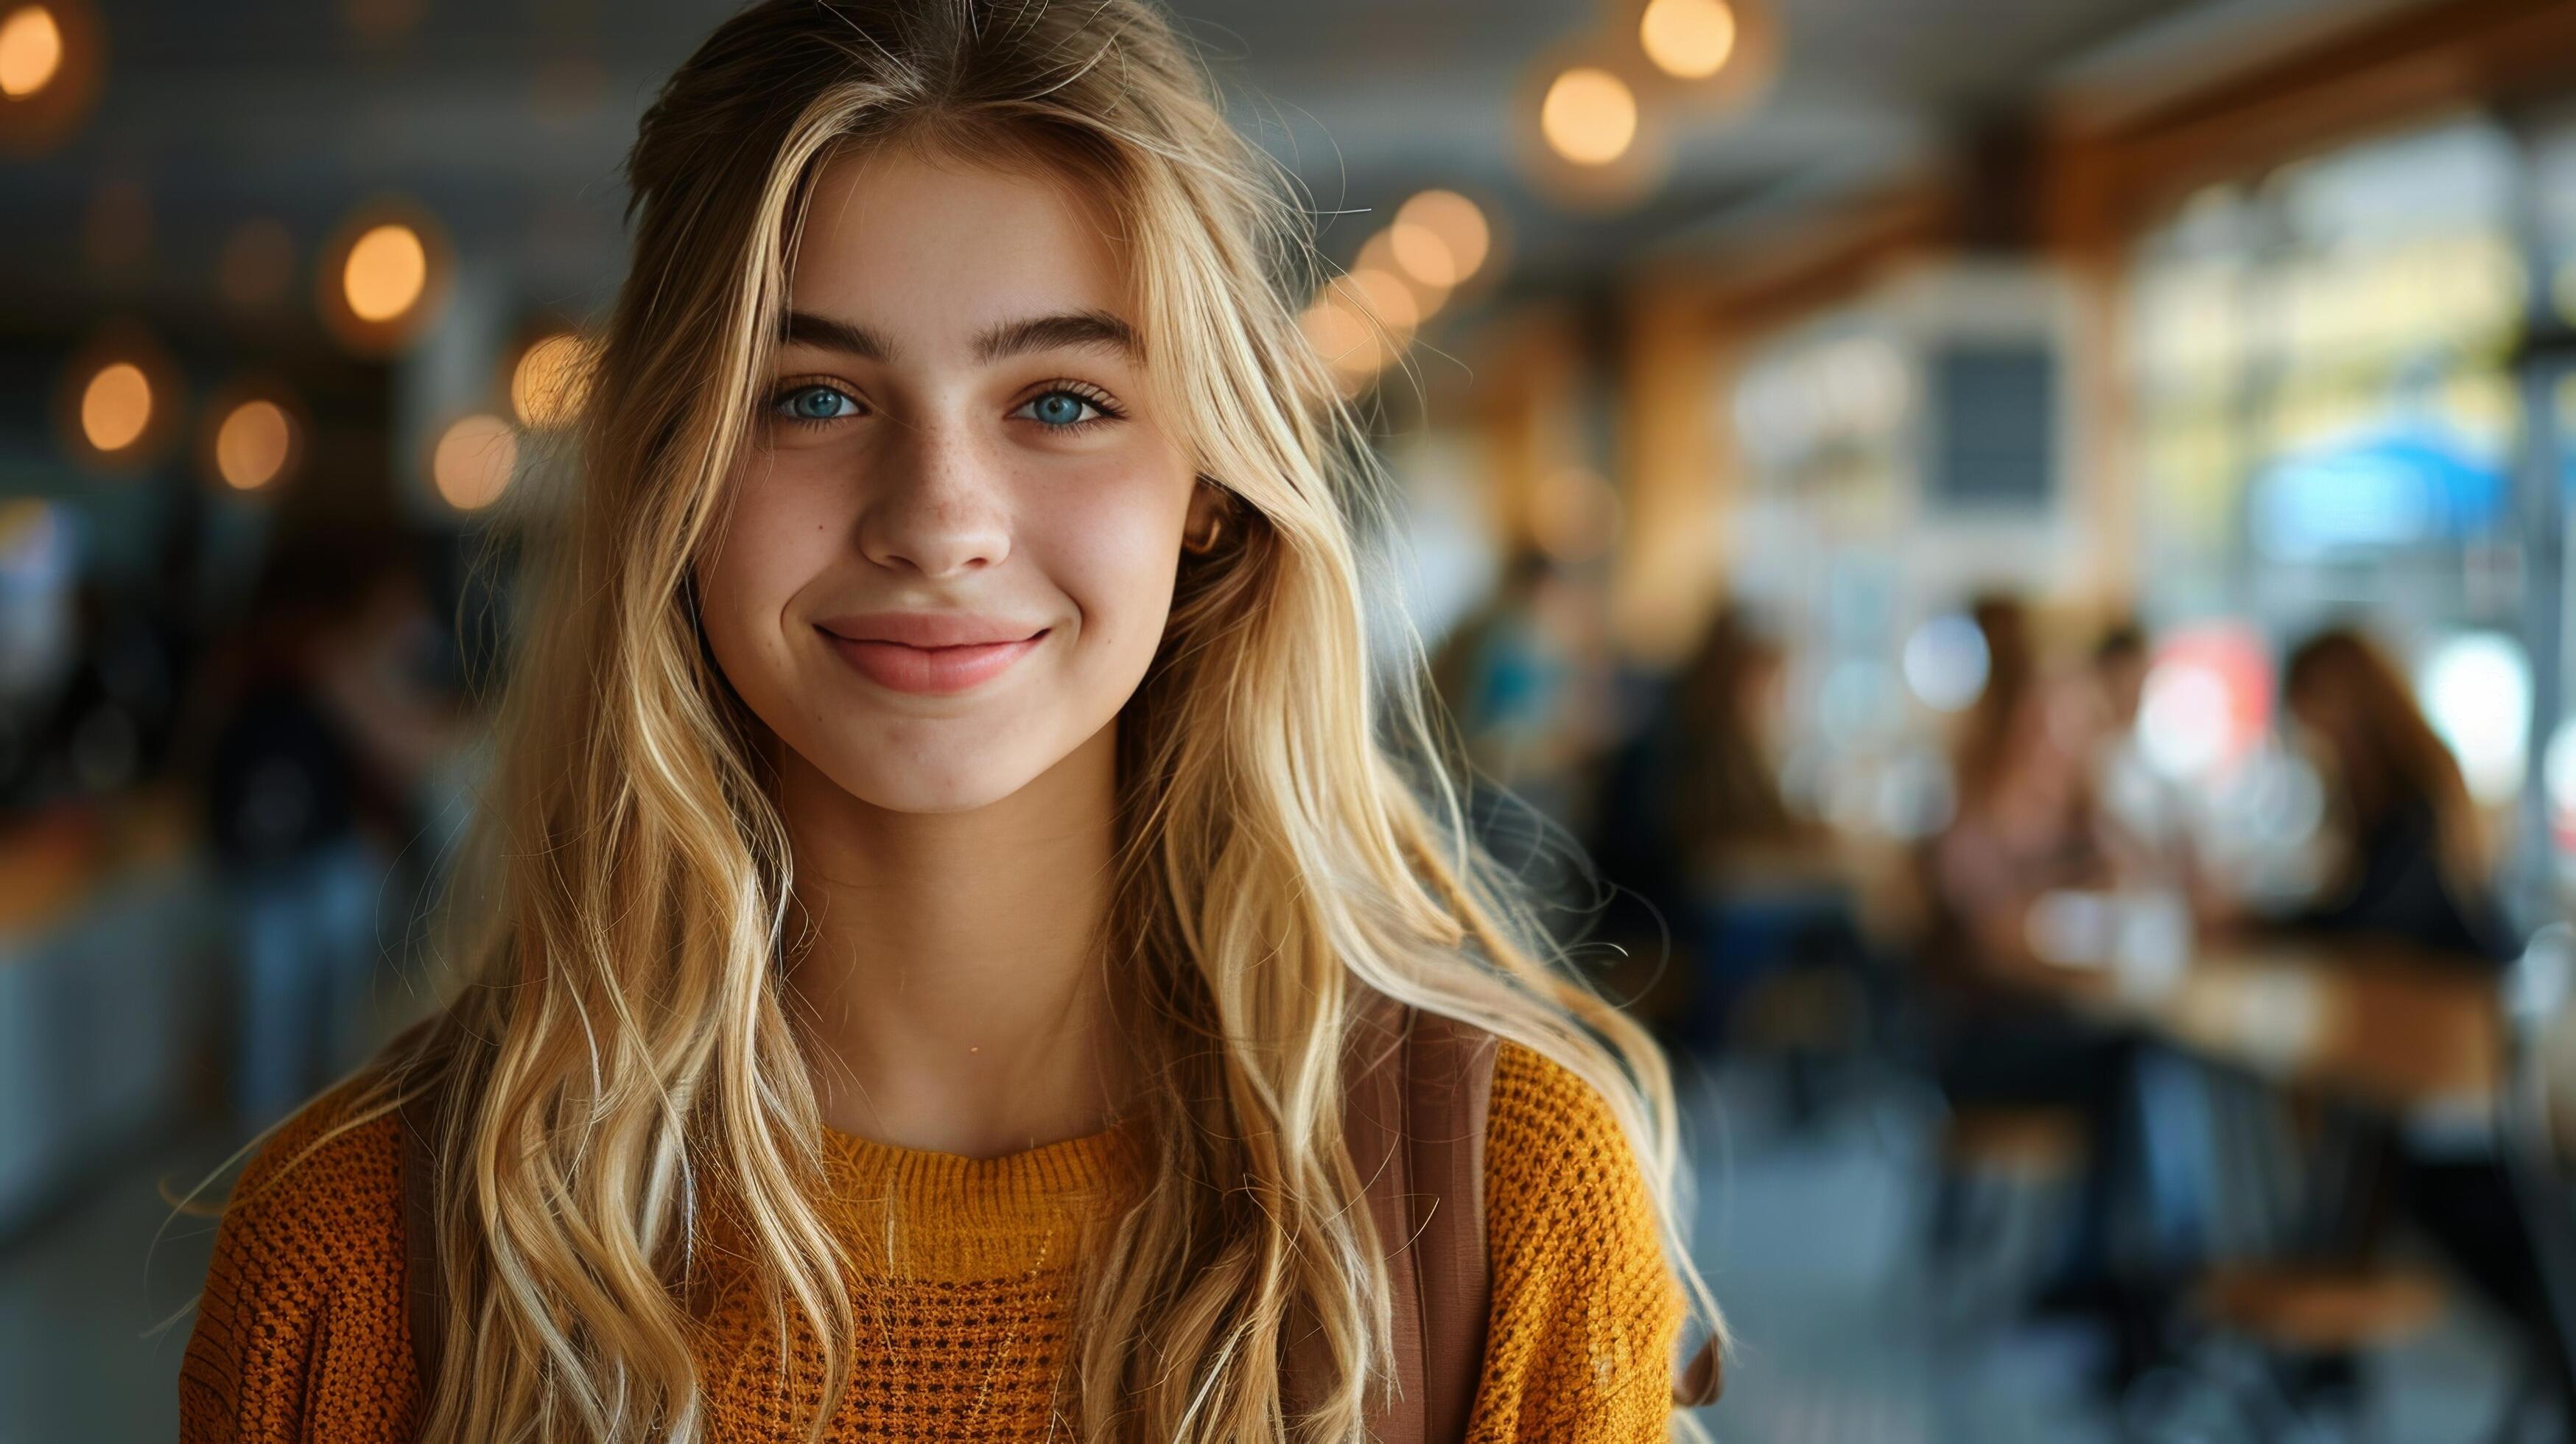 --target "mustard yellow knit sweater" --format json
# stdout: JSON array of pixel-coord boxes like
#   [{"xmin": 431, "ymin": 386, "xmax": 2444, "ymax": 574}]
[{"xmin": 178, "ymin": 1041, "xmax": 1686, "ymax": 1441}]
